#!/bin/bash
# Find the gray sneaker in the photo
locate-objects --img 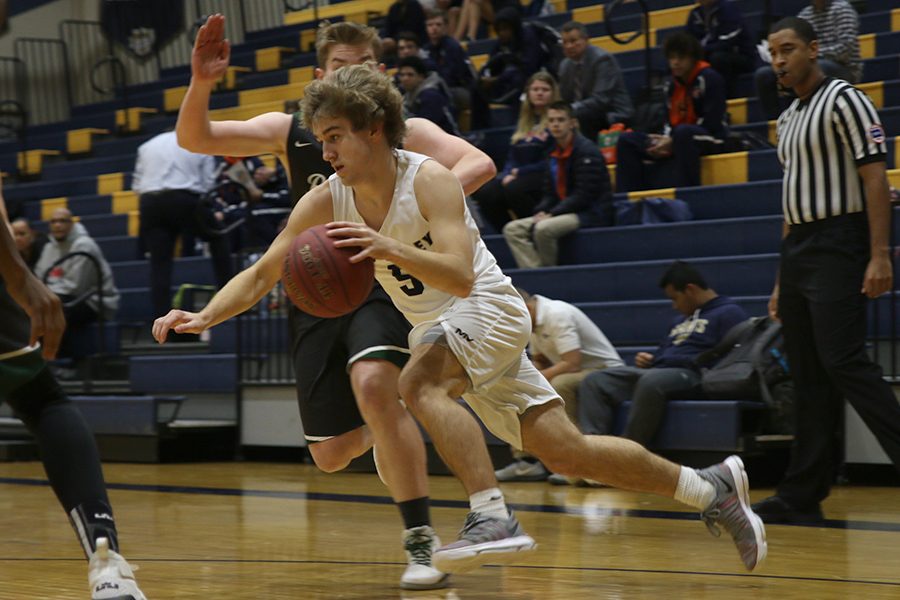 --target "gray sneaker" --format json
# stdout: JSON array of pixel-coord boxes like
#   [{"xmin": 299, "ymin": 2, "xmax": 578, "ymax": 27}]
[
  {"xmin": 697, "ymin": 455, "xmax": 768, "ymax": 571},
  {"xmin": 494, "ymin": 460, "xmax": 549, "ymax": 482},
  {"xmin": 432, "ymin": 511, "xmax": 536, "ymax": 573}
]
